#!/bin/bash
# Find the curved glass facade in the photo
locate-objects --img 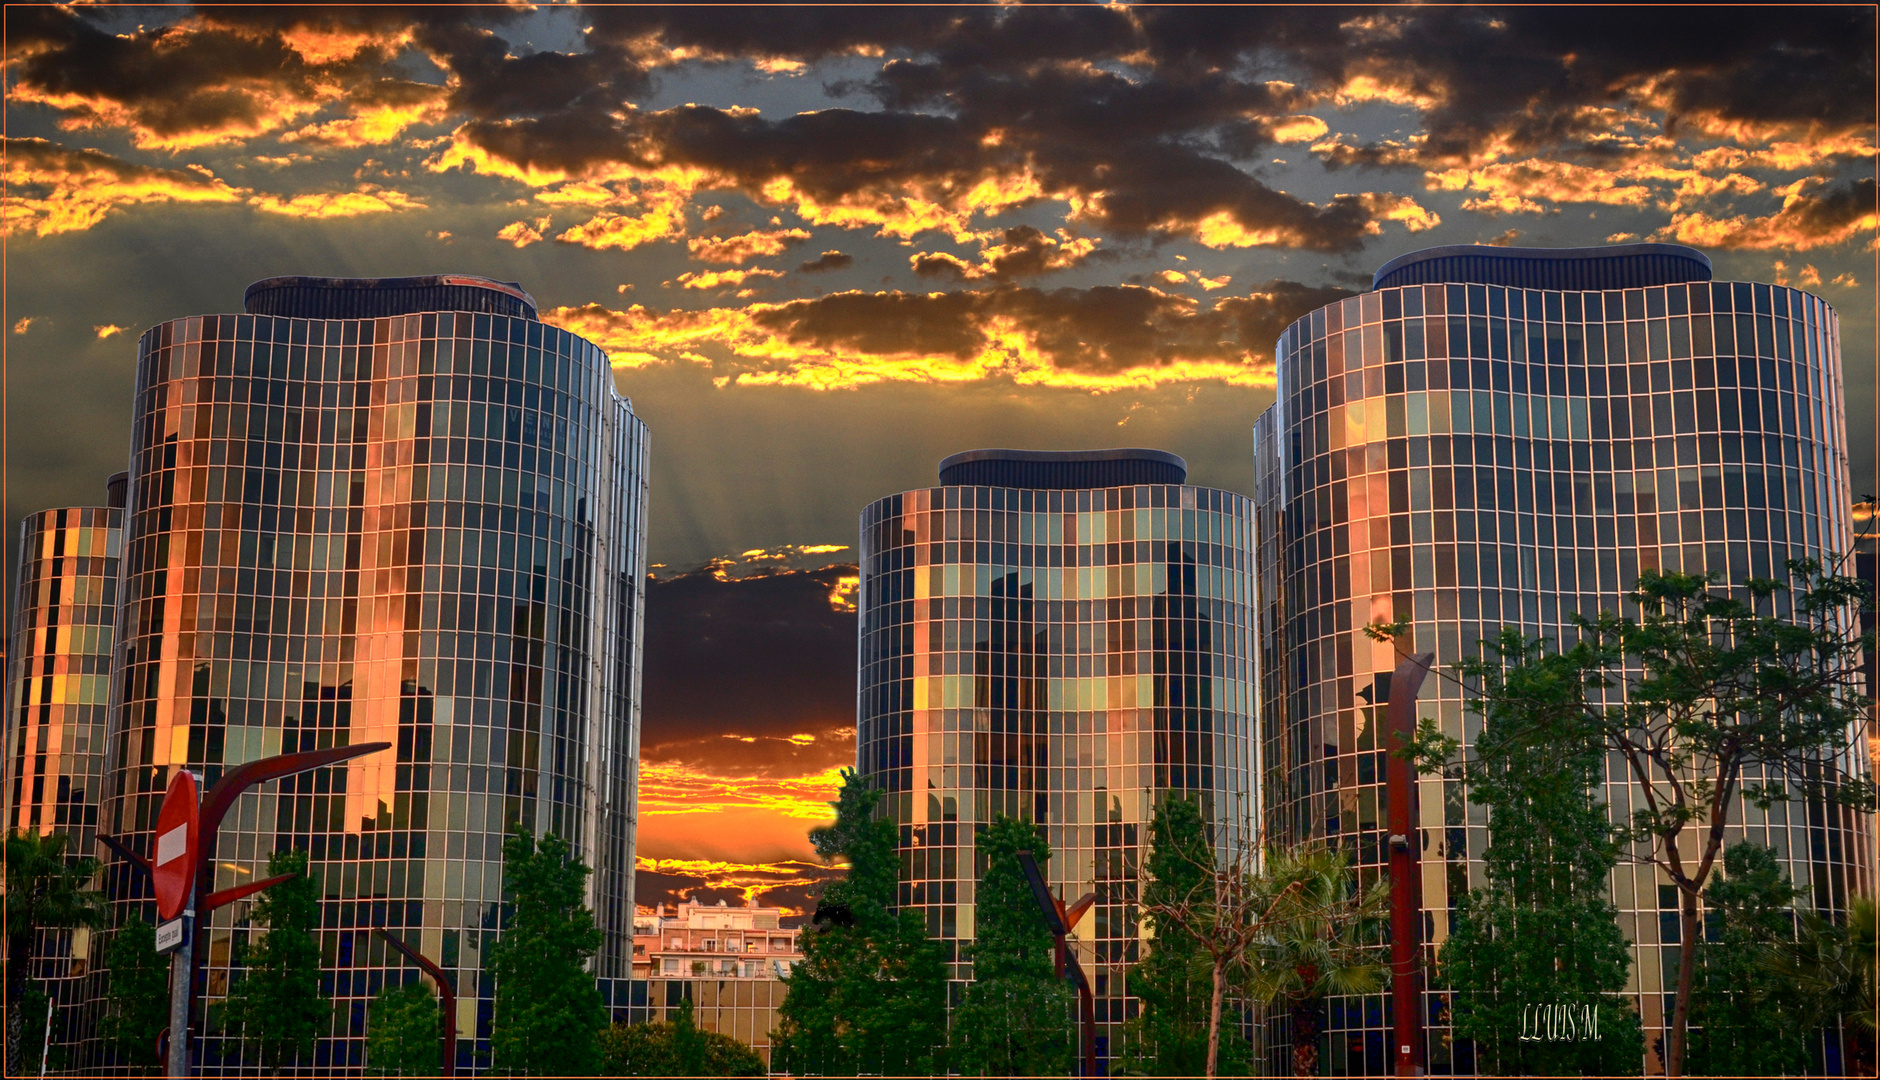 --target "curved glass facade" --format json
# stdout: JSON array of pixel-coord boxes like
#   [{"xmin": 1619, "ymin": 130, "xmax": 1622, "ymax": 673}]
[
  {"xmin": 1256, "ymin": 274, "xmax": 1869, "ymax": 1074},
  {"xmin": 97, "ymin": 297, "xmax": 647, "ymax": 1074},
  {"xmin": 857, "ymin": 462, "xmax": 1259, "ymax": 1069},
  {"xmin": 5, "ymin": 505, "xmax": 123, "ymax": 1056}
]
